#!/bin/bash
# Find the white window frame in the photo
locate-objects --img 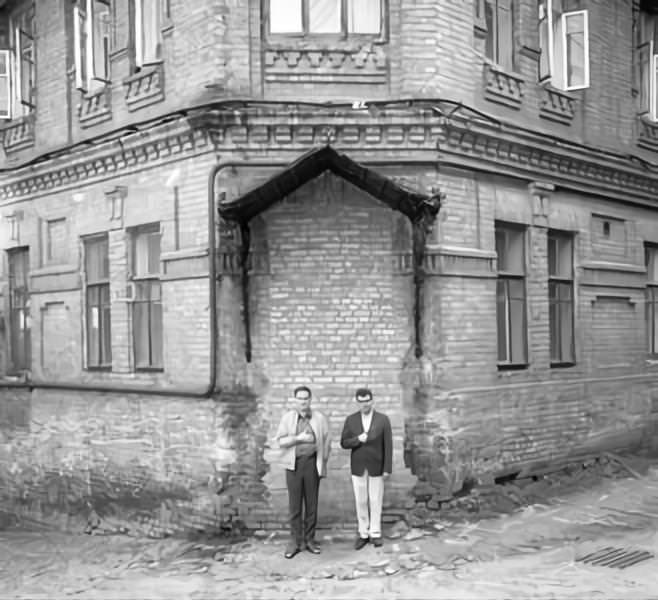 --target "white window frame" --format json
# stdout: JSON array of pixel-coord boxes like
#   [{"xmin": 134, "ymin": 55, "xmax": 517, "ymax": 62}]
[
  {"xmin": 0, "ymin": 49, "xmax": 11, "ymax": 119},
  {"xmin": 0, "ymin": 4, "xmax": 36, "ymax": 121},
  {"xmin": 74, "ymin": 0, "xmax": 111, "ymax": 93},
  {"xmin": 133, "ymin": 0, "xmax": 164, "ymax": 69},
  {"xmin": 539, "ymin": 0, "xmax": 589, "ymax": 91},
  {"xmin": 636, "ymin": 12, "xmax": 658, "ymax": 120}
]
